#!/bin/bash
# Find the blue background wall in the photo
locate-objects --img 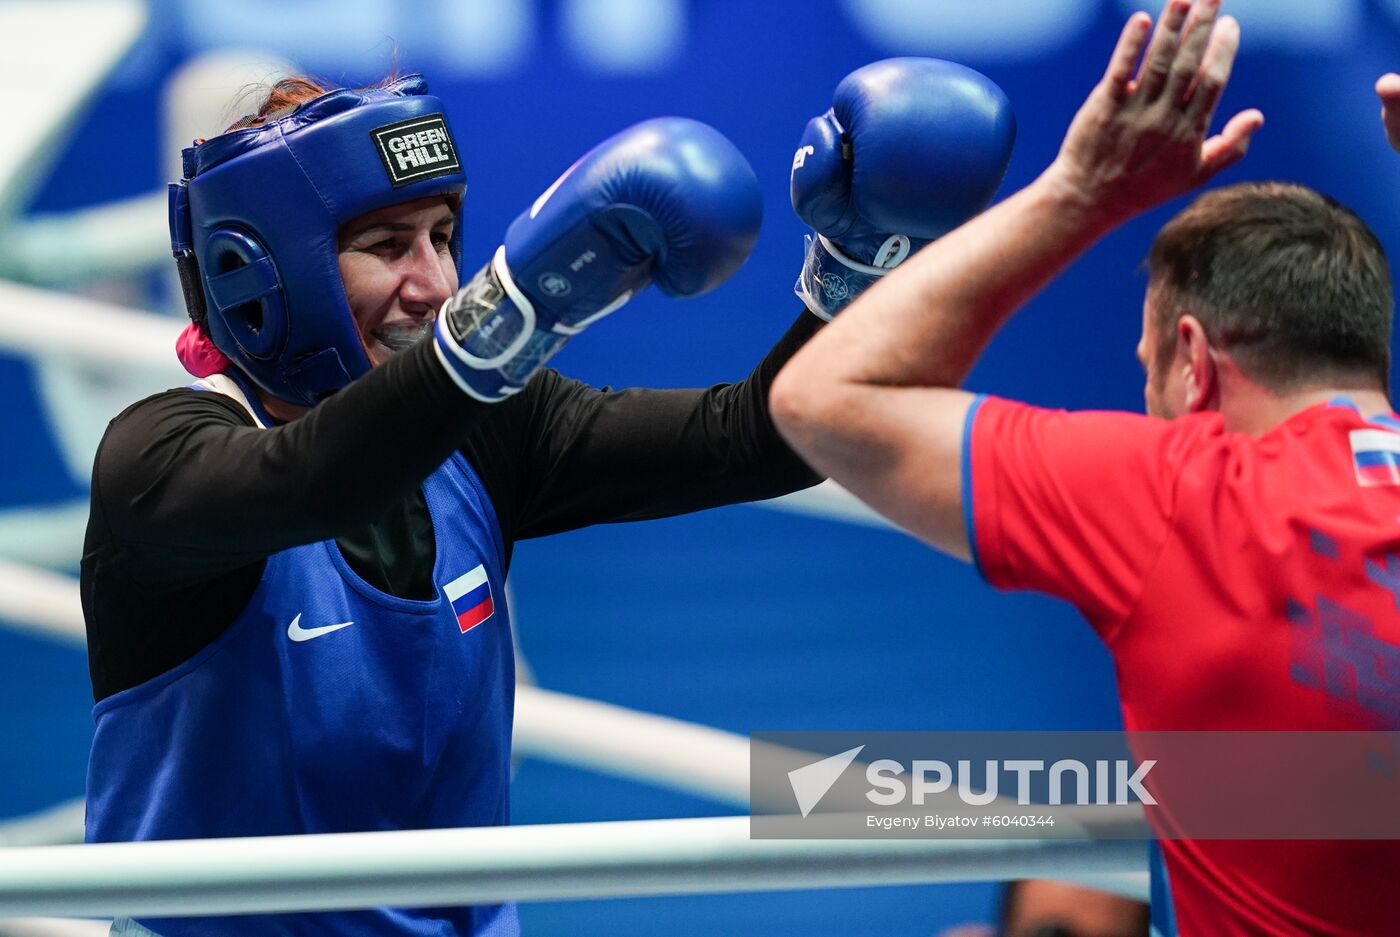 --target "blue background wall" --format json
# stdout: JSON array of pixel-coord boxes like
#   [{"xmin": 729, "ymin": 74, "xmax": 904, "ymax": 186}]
[{"xmin": 4, "ymin": 1, "xmax": 1400, "ymax": 932}]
